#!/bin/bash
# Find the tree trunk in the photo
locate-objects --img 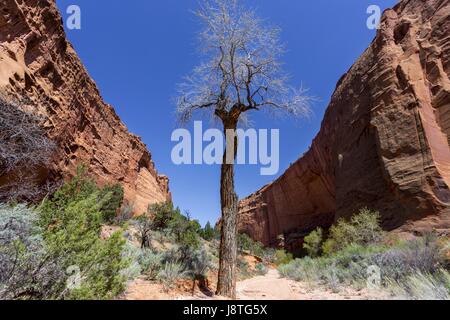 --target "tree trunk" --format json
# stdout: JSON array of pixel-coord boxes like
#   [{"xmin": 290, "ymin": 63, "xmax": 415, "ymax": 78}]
[{"xmin": 216, "ymin": 119, "xmax": 239, "ymax": 299}]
